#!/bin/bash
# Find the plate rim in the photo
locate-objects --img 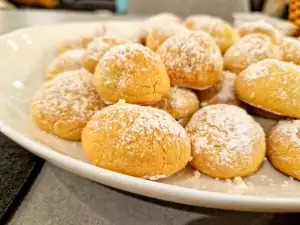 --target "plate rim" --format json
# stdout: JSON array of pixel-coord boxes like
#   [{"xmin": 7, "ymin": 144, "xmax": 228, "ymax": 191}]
[{"xmin": 1, "ymin": 22, "xmax": 300, "ymax": 212}]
